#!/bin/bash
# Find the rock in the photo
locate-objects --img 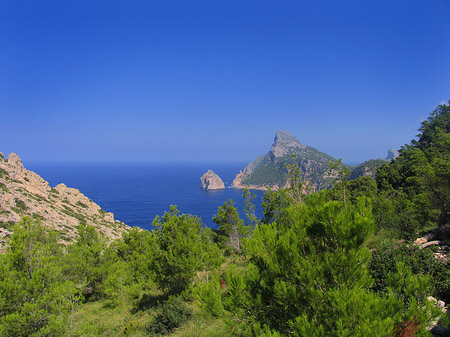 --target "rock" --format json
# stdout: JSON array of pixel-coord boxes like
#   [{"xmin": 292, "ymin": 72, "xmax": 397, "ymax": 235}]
[
  {"xmin": 421, "ymin": 241, "xmax": 443, "ymax": 249},
  {"xmin": 437, "ymin": 300, "xmax": 446, "ymax": 310},
  {"xmin": 0, "ymin": 152, "xmax": 130, "ymax": 247},
  {"xmin": 415, "ymin": 237, "xmax": 429, "ymax": 246},
  {"xmin": 270, "ymin": 130, "xmax": 306, "ymax": 158},
  {"xmin": 7, "ymin": 152, "xmax": 23, "ymax": 168},
  {"xmin": 200, "ymin": 170, "xmax": 225, "ymax": 190}
]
